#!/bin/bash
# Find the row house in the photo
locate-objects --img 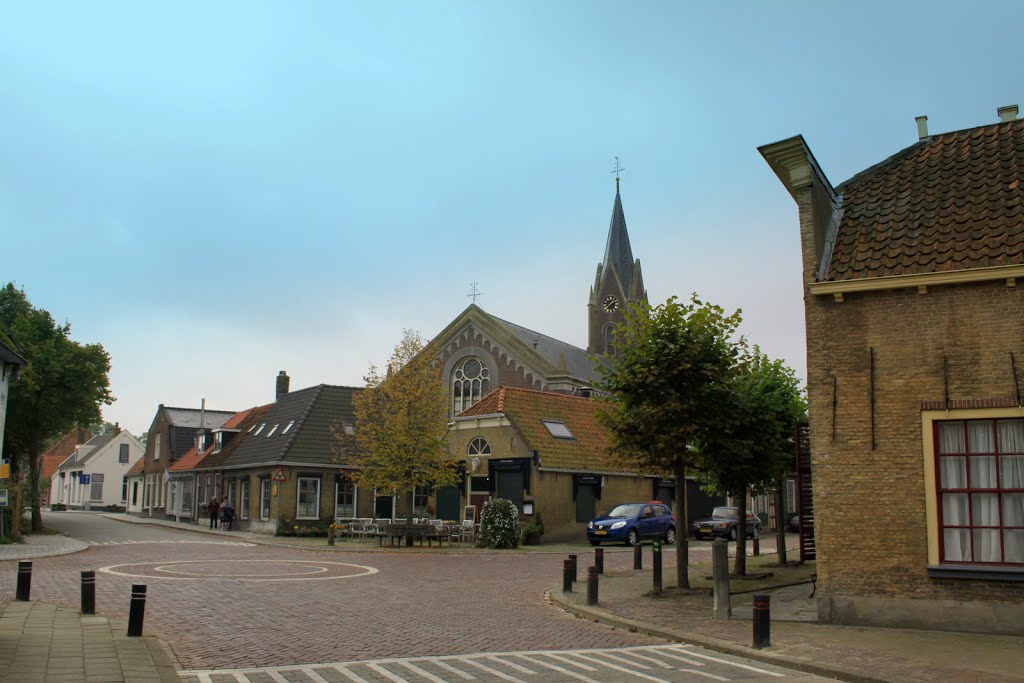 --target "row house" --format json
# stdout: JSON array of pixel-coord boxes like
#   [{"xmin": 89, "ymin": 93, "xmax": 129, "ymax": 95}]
[{"xmin": 49, "ymin": 430, "xmax": 144, "ymax": 510}]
